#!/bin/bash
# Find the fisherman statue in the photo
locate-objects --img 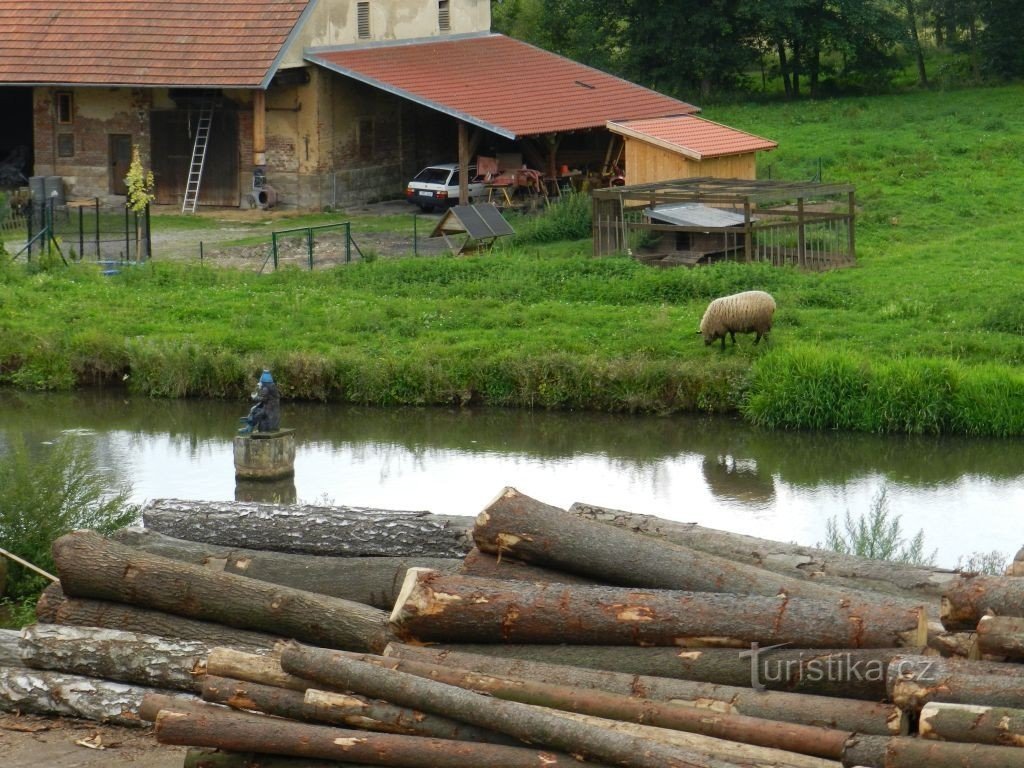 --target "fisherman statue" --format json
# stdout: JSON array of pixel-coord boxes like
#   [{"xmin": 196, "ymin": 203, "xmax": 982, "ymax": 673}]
[{"xmin": 238, "ymin": 369, "xmax": 281, "ymax": 435}]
